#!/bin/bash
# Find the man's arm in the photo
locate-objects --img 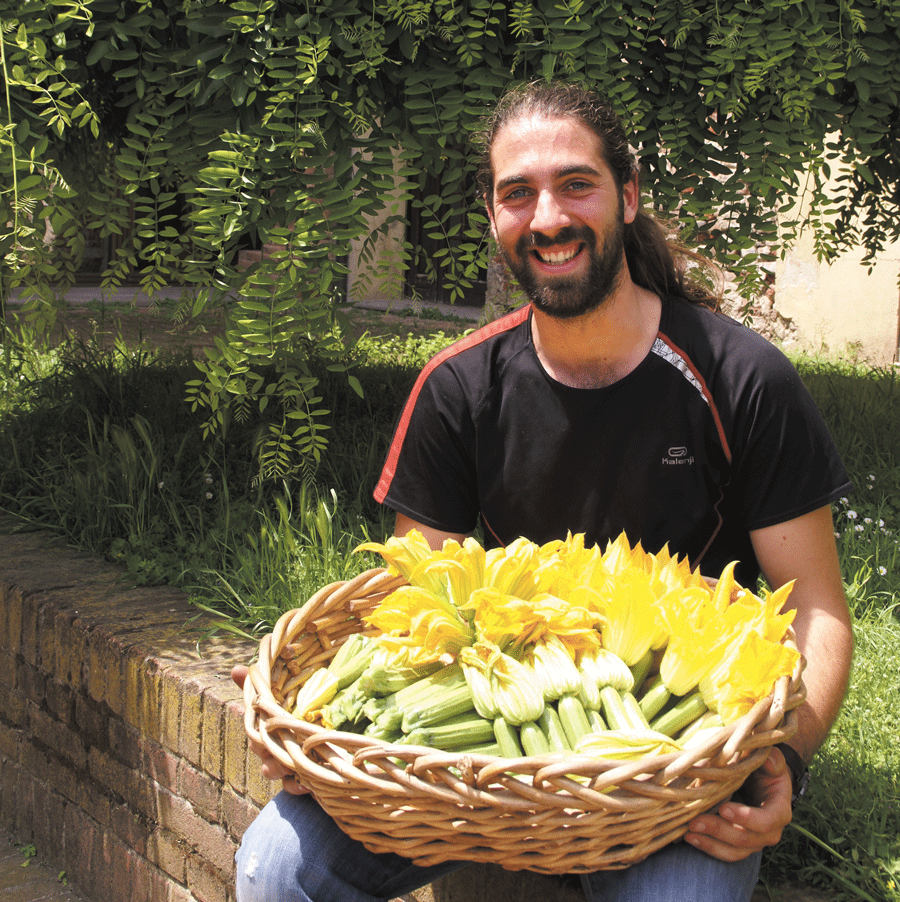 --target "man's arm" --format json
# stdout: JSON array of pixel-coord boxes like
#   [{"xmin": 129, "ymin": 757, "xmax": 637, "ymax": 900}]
[
  {"xmin": 394, "ymin": 512, "xmax": 470, "ymax": 549},
  {"xmin": 685, "ymin": 503, "xmax": 853, "ymax": 861}
]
